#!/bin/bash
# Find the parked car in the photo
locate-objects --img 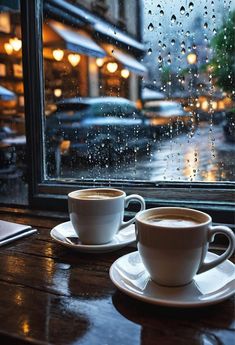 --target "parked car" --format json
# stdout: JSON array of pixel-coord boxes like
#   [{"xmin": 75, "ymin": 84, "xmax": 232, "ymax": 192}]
[
  {"xmin": 223, "ymin": 110, "xmax": 235, "ymax": 142},
  {"xmin": 194, "ymin": 109, "xmax": 226, "ymax": 124},
  {"xmin": 143, "ymin": 100, "xmax": 193, "ymax": 136},
  {"xmin": 45, "ymin": 97, "xmax": 152, "ymax": 172}
]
